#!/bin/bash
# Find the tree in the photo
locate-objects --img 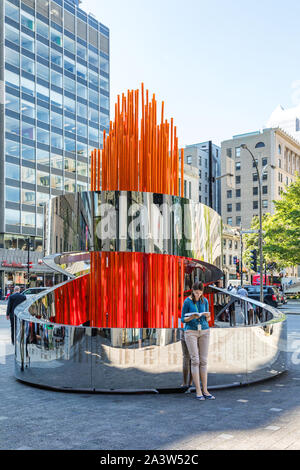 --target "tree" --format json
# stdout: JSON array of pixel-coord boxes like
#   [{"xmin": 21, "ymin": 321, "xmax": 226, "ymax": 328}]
[
  {"xmin": 264, "ymin": 176, "xmax": 300, "ymax": 265},
  {"xmin": 244, "ymin": 175, "xmax": 300, "ymax": 268}
]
